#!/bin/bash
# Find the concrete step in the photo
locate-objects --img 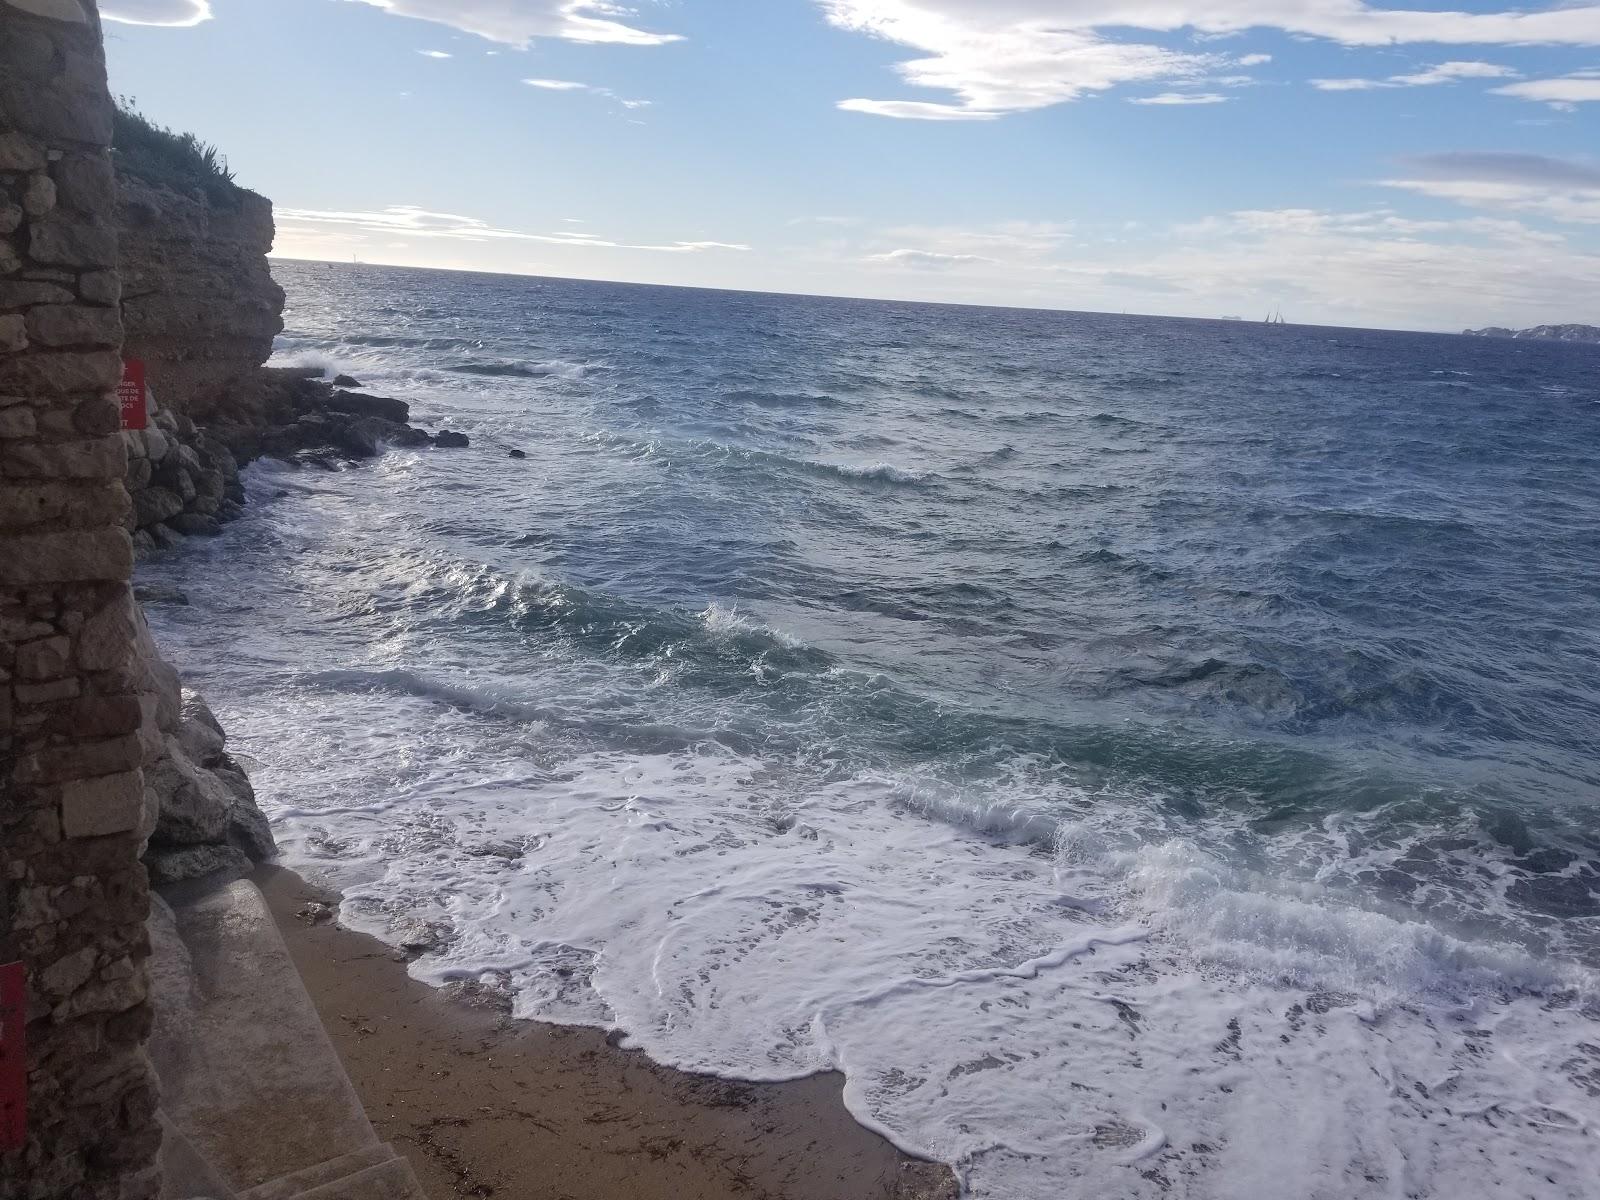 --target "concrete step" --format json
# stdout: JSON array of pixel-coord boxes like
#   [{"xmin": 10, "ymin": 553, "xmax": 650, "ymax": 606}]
[
  {"xmin": 236, "ymin": 1144, "xmax": 399, "ymax": 1200},
  {"xmin": 148, "ymin": 880, "xmax": 389, "ymax": 1194},
  {"xmin": 287, "ymin": 1156, "xmax": 426, "ymax": 1200}
]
